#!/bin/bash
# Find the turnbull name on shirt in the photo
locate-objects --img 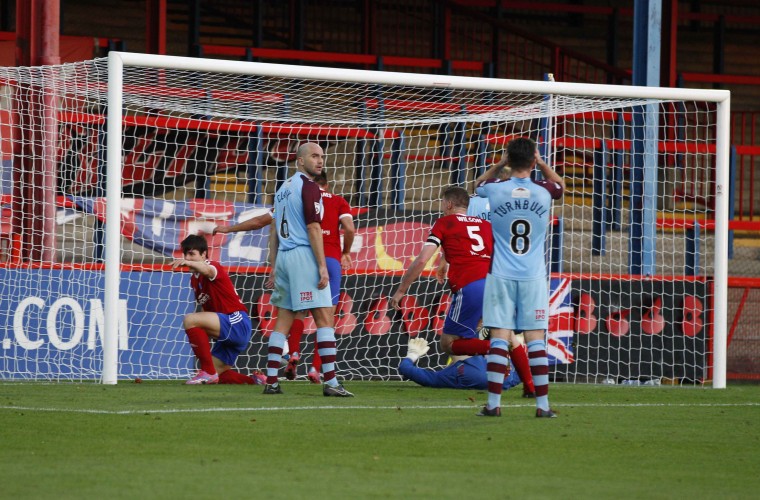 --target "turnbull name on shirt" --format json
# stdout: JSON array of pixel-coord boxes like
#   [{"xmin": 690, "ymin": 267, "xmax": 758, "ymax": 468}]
[{"xmin": 492, "ymin": 199, "xmax": 548, "ymax": 219}]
